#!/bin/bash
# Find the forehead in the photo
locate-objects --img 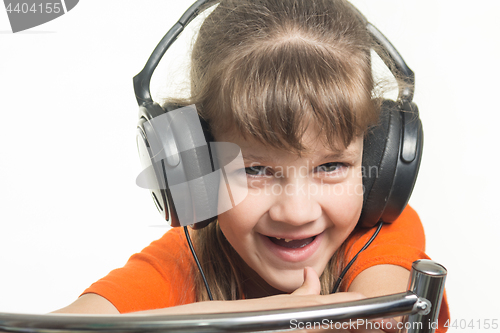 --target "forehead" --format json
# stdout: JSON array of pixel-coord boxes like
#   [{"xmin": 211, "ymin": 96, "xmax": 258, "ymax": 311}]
[{"xmin": 216, "ymin": 126, "xmax": 363, "ymax": 164}]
